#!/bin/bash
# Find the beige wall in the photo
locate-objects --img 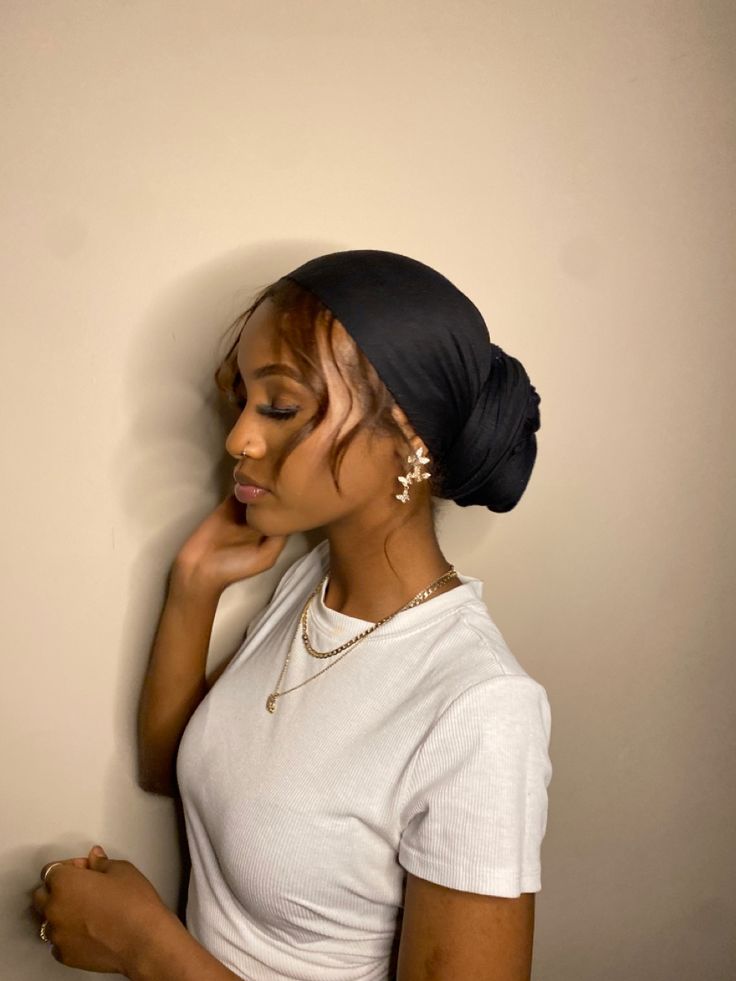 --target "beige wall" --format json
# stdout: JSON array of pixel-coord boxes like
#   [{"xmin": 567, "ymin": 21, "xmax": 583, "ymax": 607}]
[{"xmin": 2, "ymin": 2, "xmax": 734, "ymax": 978}]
